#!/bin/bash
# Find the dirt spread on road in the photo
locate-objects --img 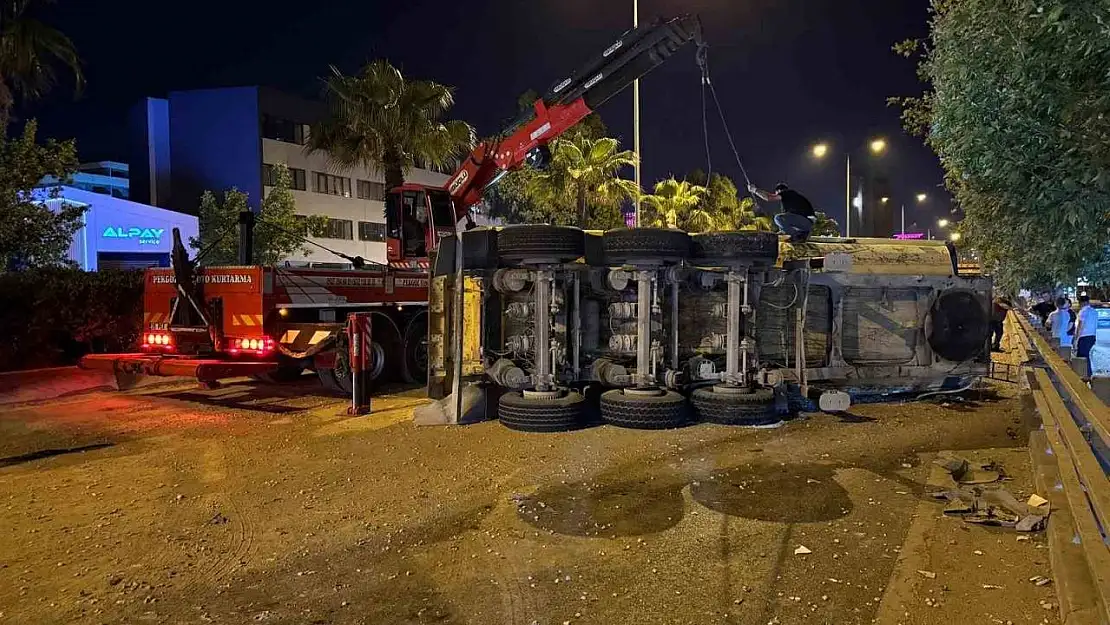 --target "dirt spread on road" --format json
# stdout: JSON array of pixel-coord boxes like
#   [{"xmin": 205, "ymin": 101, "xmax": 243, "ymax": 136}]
[{"xmin": 0, "ymin": 373, "xmax": 1056, "ymax": 625}]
